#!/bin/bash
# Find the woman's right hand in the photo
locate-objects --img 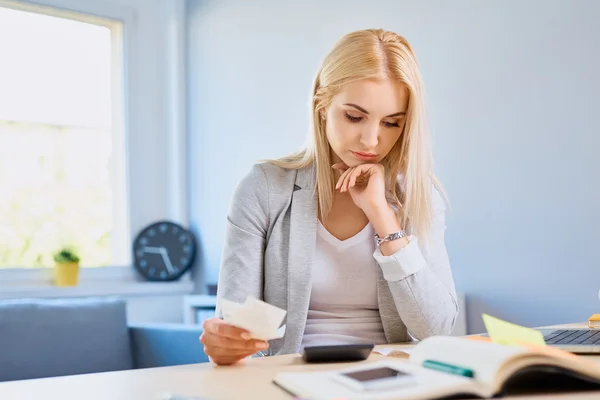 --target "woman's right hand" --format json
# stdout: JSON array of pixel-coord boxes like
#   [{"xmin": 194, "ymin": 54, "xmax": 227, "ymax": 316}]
[{"xmin": 200, "ymin": 317, "xmax": 269, "ymax": 365}]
